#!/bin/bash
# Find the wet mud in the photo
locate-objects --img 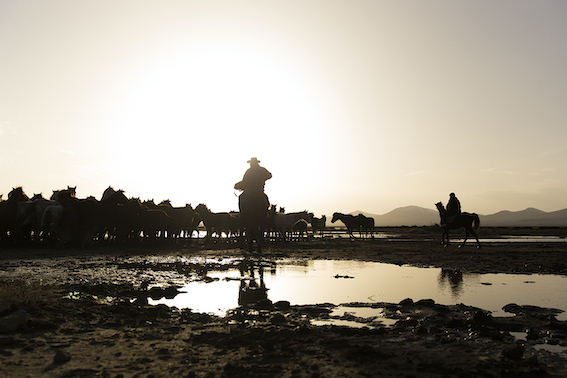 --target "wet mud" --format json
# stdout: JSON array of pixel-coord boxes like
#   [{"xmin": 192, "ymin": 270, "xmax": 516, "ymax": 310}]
[{"xmin": 1, "ymin": 227, "xmax": 566, "ymax": 377}]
